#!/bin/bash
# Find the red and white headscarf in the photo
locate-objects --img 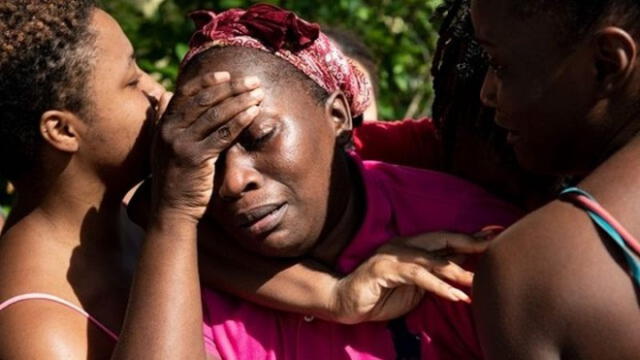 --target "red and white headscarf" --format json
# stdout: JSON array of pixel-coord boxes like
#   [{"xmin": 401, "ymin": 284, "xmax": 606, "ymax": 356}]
[{"xmin": 182, "ymin": 4, "xmax": 371, "ymax": 118}]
